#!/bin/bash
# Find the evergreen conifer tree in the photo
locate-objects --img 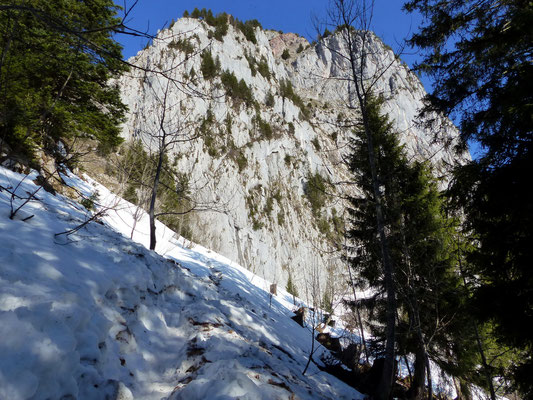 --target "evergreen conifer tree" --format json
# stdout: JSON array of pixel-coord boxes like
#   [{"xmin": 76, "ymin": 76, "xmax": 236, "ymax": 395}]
[
  {"xmin": 0, "ymin": 0, "xmax": 128, "ymax": 163},
  {"xmin": 345, "ymin": 94, "xmax": 406, "ymax": 394},
  {"xmin": 346, "ymin": 95, "xmax": 476, "ymax": 397},
  {"xmin": 286, "ymin": 270, "xmax": 299, "ymax": 305},
  {"xmin": 404, "ymin": 1, "xmax": 532, "ymax": 395}
]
